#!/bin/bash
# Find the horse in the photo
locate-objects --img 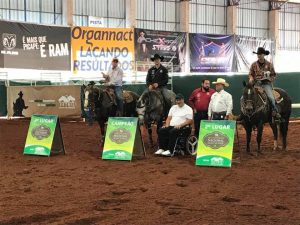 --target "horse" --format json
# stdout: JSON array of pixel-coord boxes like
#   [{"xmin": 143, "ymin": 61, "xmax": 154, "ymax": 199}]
[
  {"xmin": 136, "ymin": 89, "xmax": 175, "ymax": 145},
  {"xmin": 83, "ymin": 84, "xmax": 117, "ymax": 143},
  {"xmin": 240, "ymin": 82, "xmax": 291, "ymax": 154},
  {"xmin": 83, "ymin": 85, "xmax": 139, "ymax": 144}
]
